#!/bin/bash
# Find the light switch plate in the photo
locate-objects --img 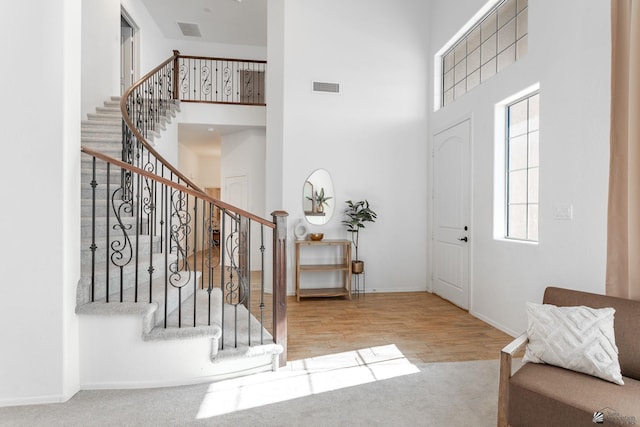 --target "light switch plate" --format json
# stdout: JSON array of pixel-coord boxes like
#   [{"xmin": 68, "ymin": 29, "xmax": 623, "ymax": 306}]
[{"xmin": 554, "ymin": 204, "xmax": 573, "ymax": 220}]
